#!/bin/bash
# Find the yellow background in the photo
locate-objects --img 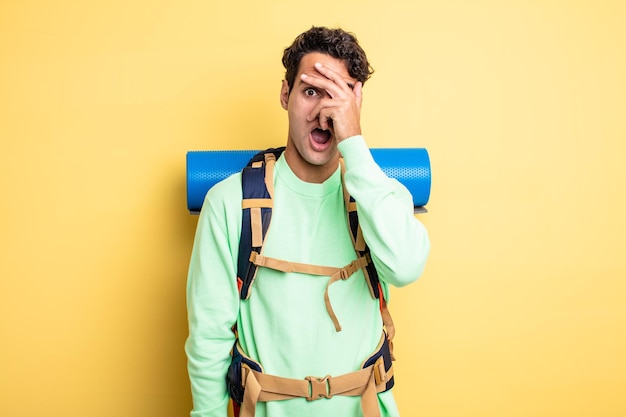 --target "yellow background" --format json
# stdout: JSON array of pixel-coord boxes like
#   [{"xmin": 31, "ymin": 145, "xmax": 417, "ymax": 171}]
[{"xmin": 1, "ymin": 1, "xmax": 625, "ymax": 416}]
